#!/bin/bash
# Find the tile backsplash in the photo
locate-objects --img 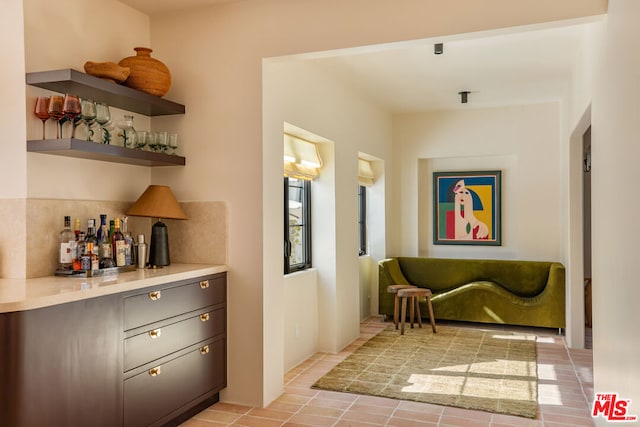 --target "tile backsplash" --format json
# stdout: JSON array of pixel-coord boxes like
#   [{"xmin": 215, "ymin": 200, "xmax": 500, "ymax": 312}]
[{"xmin": 25, "ymin": 199, "xmax": 227, "ymax": 278}]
